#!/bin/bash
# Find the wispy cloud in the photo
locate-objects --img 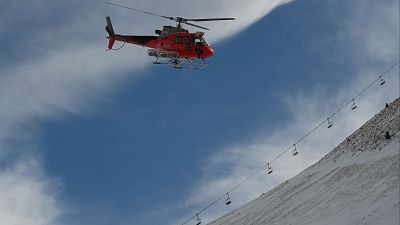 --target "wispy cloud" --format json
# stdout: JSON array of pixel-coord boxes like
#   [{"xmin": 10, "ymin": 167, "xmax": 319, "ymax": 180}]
[
  {"xmin": 171, "ymin": 0, "xmax": 399, "ymax": 224},
  {"xmin": 0, "ymin": 155, "xmax": 62, "ymax": 225},
  {"xmin": 0, "ymin": 0, "xmax": 294, "ymax": 224},
  {"xmin": 182, "ymin": 78, "xmax": 398, "ymax": 224}
]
